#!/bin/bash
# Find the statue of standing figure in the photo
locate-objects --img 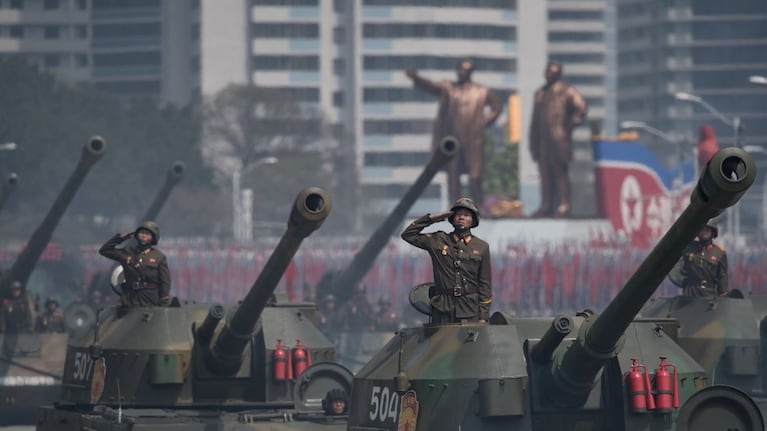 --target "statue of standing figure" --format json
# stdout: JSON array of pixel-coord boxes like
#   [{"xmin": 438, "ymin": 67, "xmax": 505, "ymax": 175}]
[
  {"xmin": 406, "ymin": 59, "xmax": 503, "ymax": 210},
  {"xmin": 528, "ymin": 61, "xmax": 588, "ymax": 218}
]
